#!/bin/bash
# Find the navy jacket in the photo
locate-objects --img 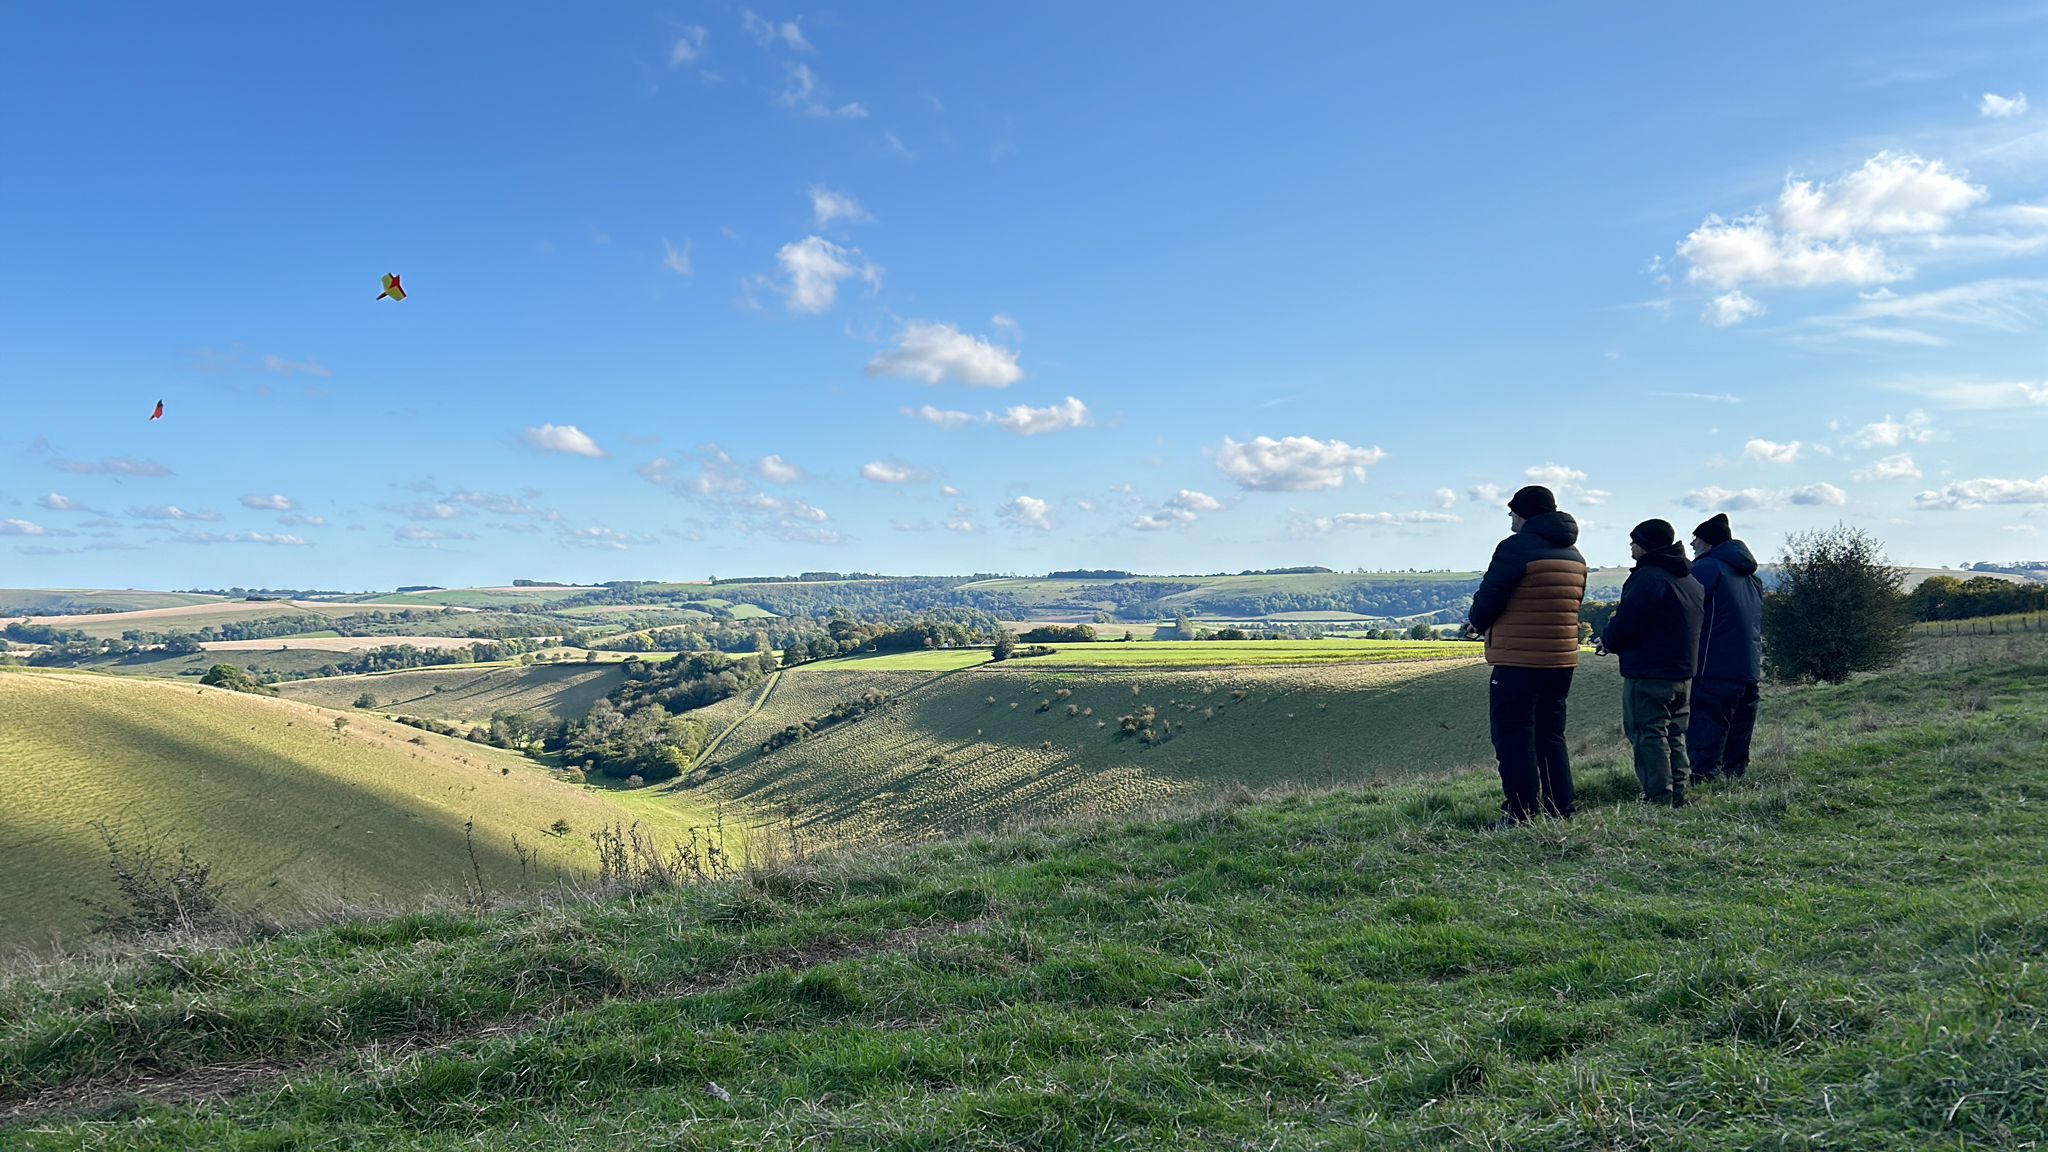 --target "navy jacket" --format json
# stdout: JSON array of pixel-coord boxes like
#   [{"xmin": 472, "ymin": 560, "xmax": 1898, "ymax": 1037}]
[
  {"xmin": 1601, "ymin": 543, "xmax": 1705, "ymax": 682},
  {"xmin": 1692, "ymin": 539, "xmax": 1764, "ymax": 684}
]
